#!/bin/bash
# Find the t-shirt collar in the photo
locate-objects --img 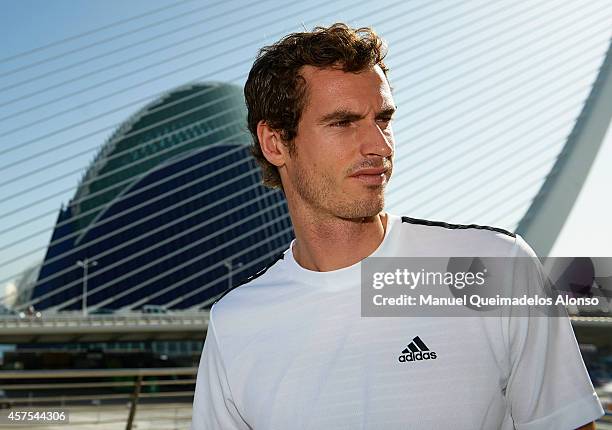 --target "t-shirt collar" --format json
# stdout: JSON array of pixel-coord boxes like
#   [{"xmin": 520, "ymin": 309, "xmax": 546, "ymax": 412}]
[{"xmin": 283, "ymin": 212, "xmax": 400, "ymax": 288}]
